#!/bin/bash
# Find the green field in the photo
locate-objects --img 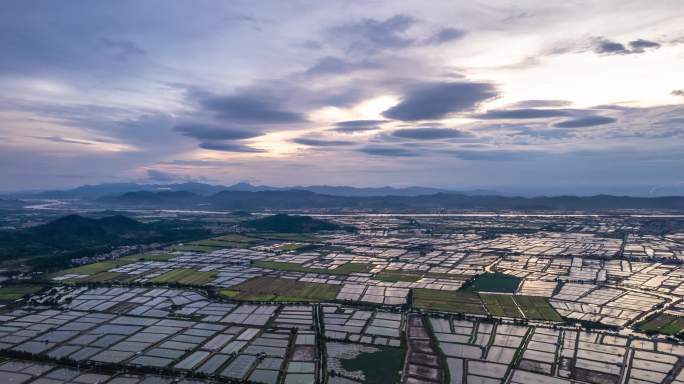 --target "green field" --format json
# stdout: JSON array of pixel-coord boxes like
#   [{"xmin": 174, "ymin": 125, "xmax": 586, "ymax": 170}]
[
  {"xmin": 413, "ymin": 289, "xmax": 487, "ymax": 315},
  {"xmin": 212, "ymin": 234, "xmax": 260, "ymax": 243},
  {"xmin": 463, "ymin": 273, "xmax": 521, "ymax": 293},
  {"xmin": 150, "ymin": 269, "xmax": 217, "ymax": 285},
  {"xmin": 53, "ymin": 252, "xmax": 176, "ymax": 278},
  {"xmin": 0, "ymin": 285, "xmax": 44, "ymax": 301},
  {"xmin": 249, "ymin": 232, "xmax": 322, "ymax": 242},
  {"xmin": 480, "ymin": 294, "xmax": 522, "ymax": 318},
  {"xmin": 254, "ymin": 260, "xmax": 371, "ymax": 275},
  {"xmin": 275, "ymin": 243, "xmax": 308, "ymax": 251},
  {"xmin": 170, "ymin": 234, "xmax": 261, "ymax": 252},
  {"xmin": 374, "ymin": 271, "xmax": 423, "ymax": 282},
  {"xmin": 638, "ymin": 313, "xmax": 684, "ymax": 335},
  {"xmin": 220, "ymin": 276, "xmax": 339, "ymax": 302},
  {"xmin": 55, "ymin": 259, "xmax": 127, "ymax": 276},
  {"xmin": 340, "ymin": 346, "xmax": 405, "ymax": 384},
  {"xmin": 514, "ymin": 296, "xmax": 562, "ymax": 321},
  {"xmin": 124, "ymin": 253, "xmax": 176, "ymax": 262}
]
